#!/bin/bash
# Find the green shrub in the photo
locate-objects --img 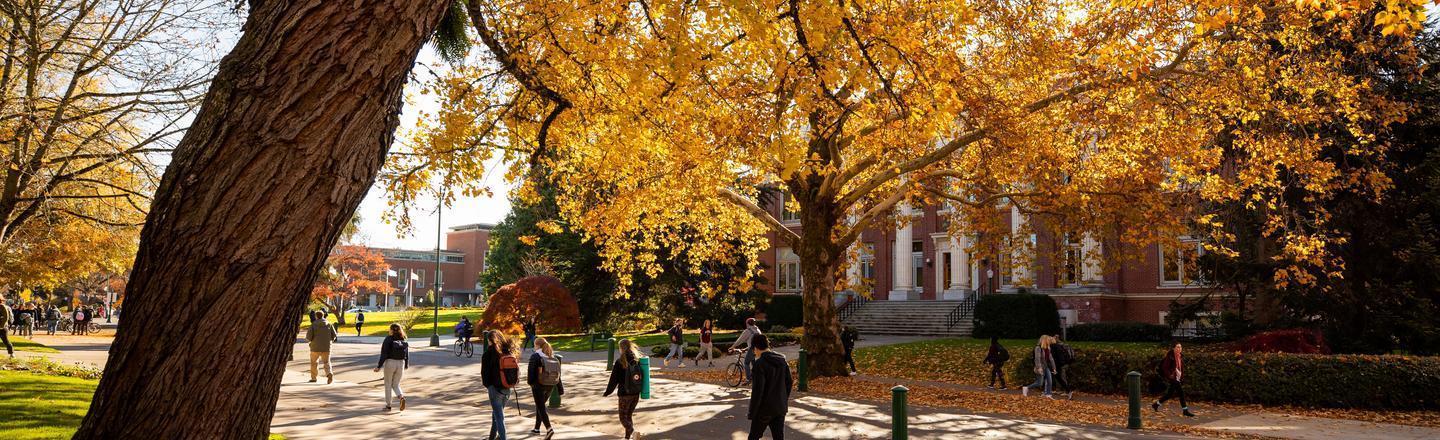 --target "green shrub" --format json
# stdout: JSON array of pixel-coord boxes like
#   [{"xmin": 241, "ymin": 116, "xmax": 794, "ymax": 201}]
[
  {"xmin": 0, "ymin": 356, "xmax": 103, "ymax": 380},
  {"xmin": 763, "ymin": 294, "xmax": 803, "ymax": 328},
  {"xmin": 973, "ymin": 294, "xmax": 1060, "ymax": 339},
  {"xmin": 1011, "ymin": 348, "xmax": 1440, "ymax": 409},
  {"xmin": 1068, "ymin": 322, "xmax": 1170, "ymax": 342}
]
